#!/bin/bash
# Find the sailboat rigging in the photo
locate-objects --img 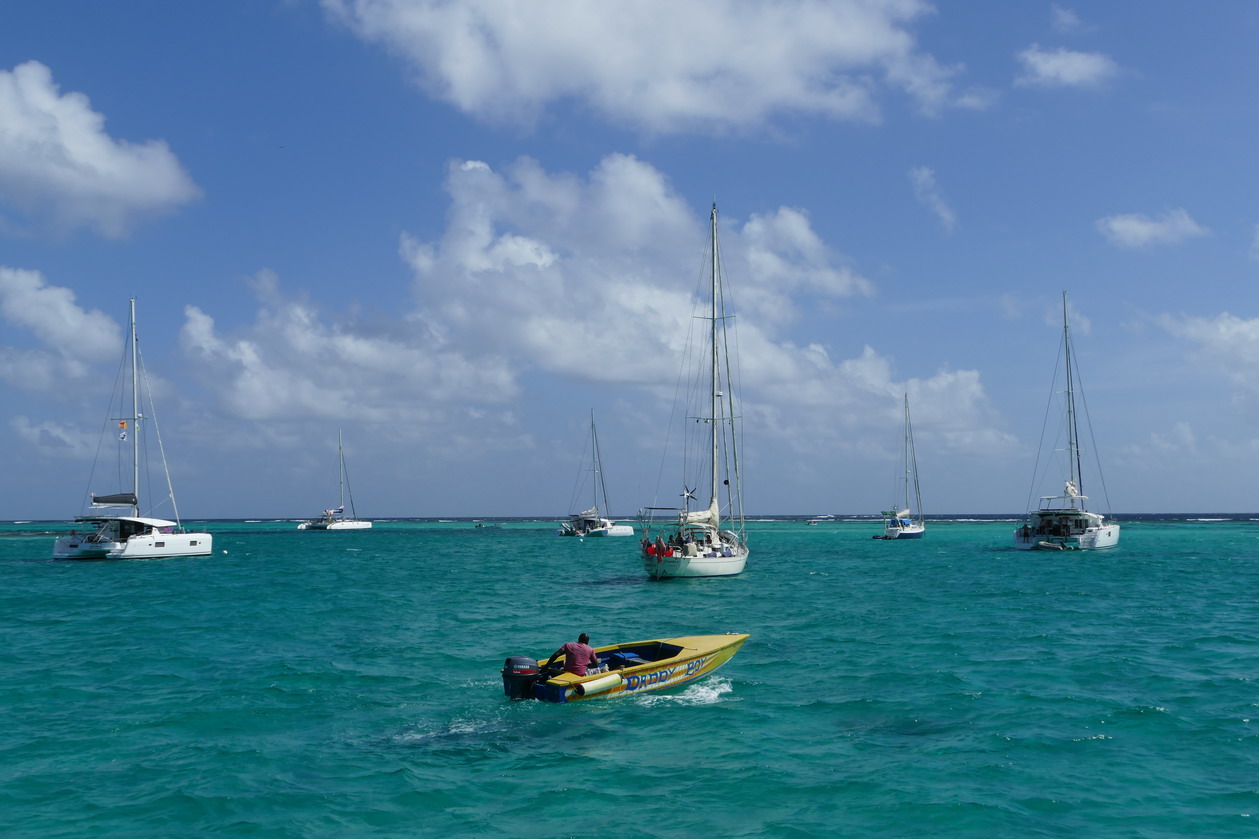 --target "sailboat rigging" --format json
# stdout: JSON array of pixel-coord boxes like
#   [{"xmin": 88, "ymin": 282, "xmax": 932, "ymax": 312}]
[
  {"xmin": 53, "ymin": 299, "xmax": 213, "ymax": 560},
  {"xmin": 877, "ymin": 393, "xmax": 925, "ymax": 540},
  {"xmin": 298, "ymin": 429, "xmax": 371, "ymax": 530},
  {"xmin": 557, "ymin": 410, "xmax": 633, "ymax": 537},
  {"xmin": 1014, "ymin": 292, "xmax": 1119, "ymax": 550},
  {"xmin": 640, "ymin": 202, "xmax": 748, "ymax": 578}
]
